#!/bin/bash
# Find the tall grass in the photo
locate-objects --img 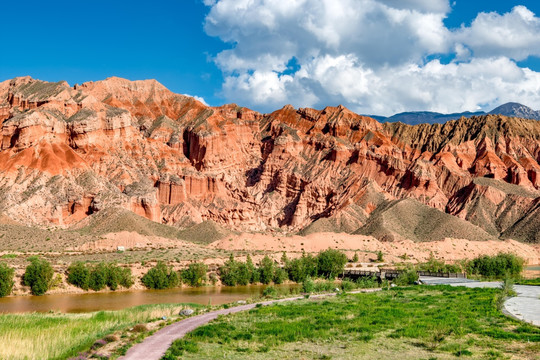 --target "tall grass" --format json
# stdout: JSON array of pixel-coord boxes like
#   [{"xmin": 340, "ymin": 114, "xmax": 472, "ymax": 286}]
[{"xmin": 0, "ymin": 303, "xmax": 198, "ymax": 360}]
